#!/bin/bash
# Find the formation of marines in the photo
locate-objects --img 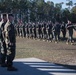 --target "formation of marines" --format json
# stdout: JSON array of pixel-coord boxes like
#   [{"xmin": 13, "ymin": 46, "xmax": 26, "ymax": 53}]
[
  {"xmin": 15, "ymin": 20, "xmax": 76, "ymax": 44},
  {"xmin": 0, "ymin": 13, "xmax": 76, "ymax": 71}
]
